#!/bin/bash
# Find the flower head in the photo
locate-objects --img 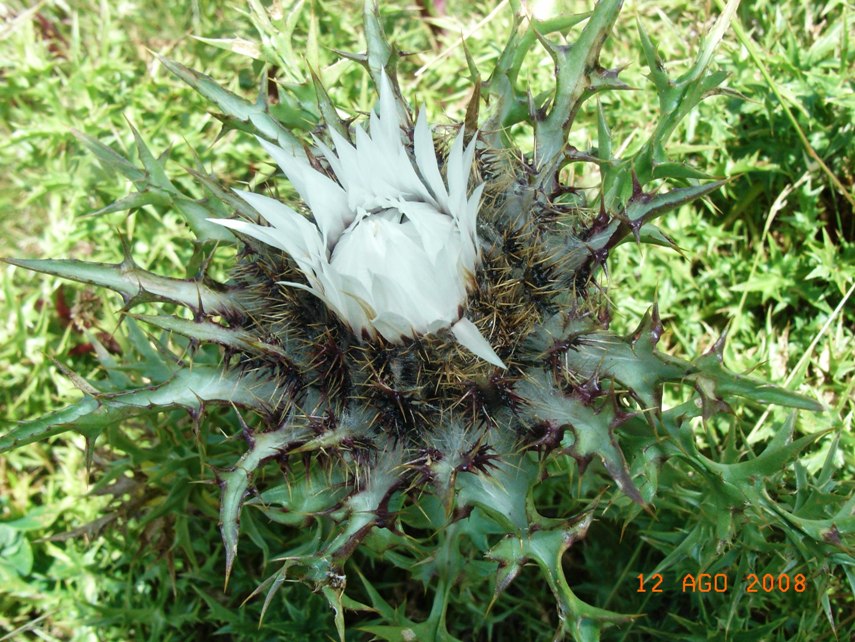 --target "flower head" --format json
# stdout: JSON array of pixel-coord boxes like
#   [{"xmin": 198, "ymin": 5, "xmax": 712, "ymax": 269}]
[{"xmin": 211, "ymin": 73, "xmax": 505, "ymax": 368}]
